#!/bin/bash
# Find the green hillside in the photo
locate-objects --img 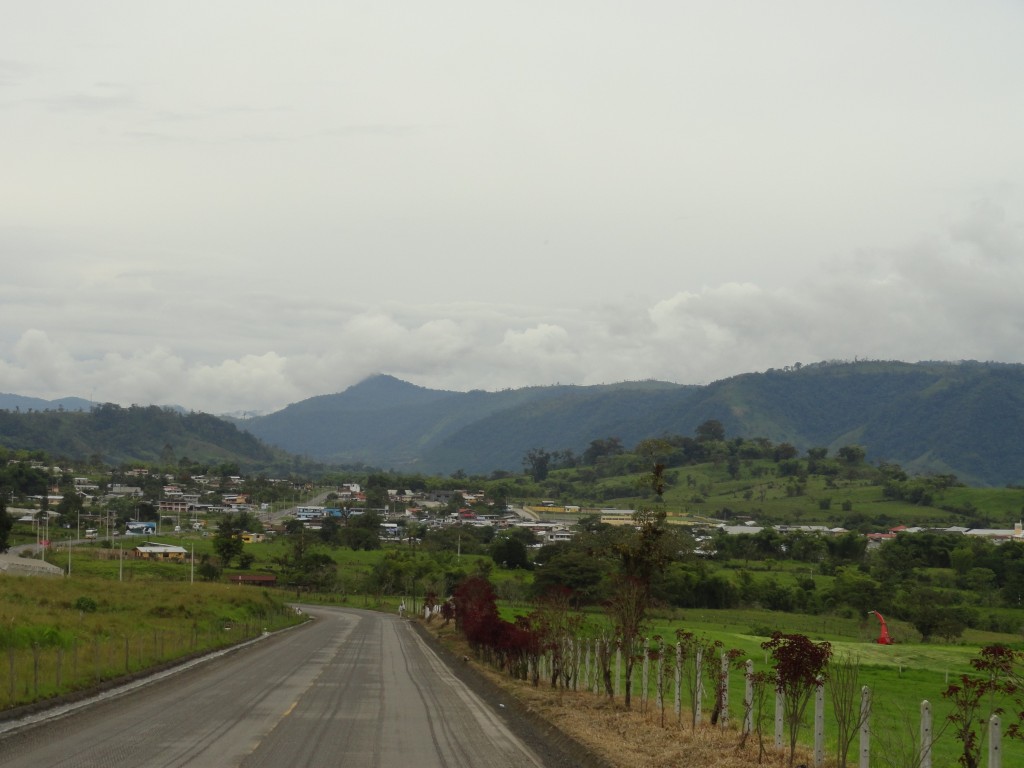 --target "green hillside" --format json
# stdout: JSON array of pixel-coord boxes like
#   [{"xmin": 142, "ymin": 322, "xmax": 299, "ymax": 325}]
[
  {"xmin": 0, "ymin": 402, "xmax": 294, "ymax": 473},
  {"xmin": 241, "ymin": 362, "xmax": 1024, "ymax": 485}
]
